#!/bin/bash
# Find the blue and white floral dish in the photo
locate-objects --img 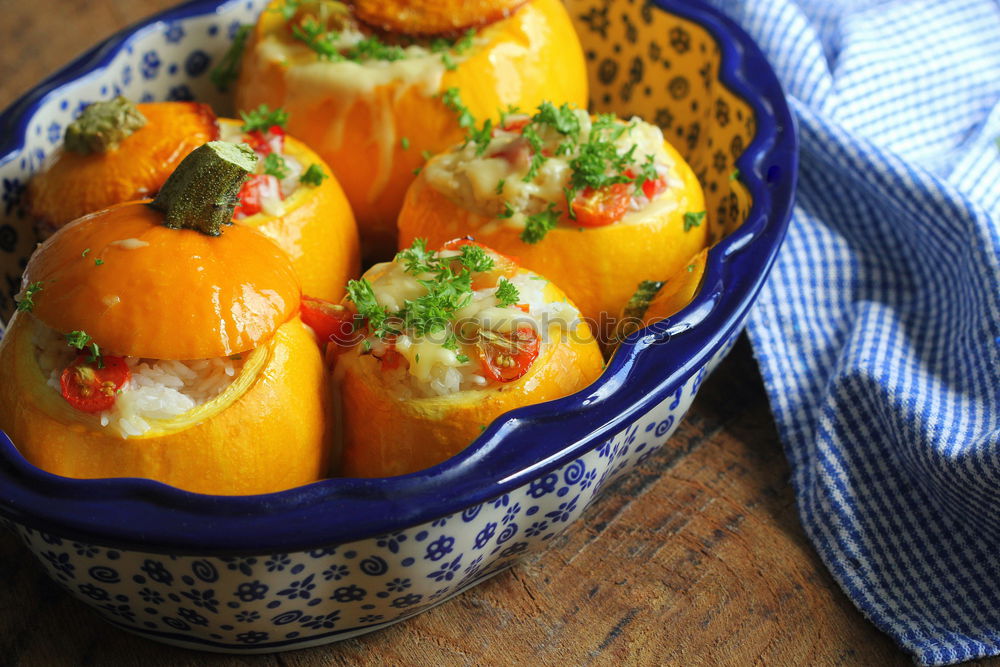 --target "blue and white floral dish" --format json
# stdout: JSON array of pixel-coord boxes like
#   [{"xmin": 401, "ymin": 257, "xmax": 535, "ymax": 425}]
[{"xmin": 0, "ymin": 0, "xmax": 796, "ymax": 653}]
